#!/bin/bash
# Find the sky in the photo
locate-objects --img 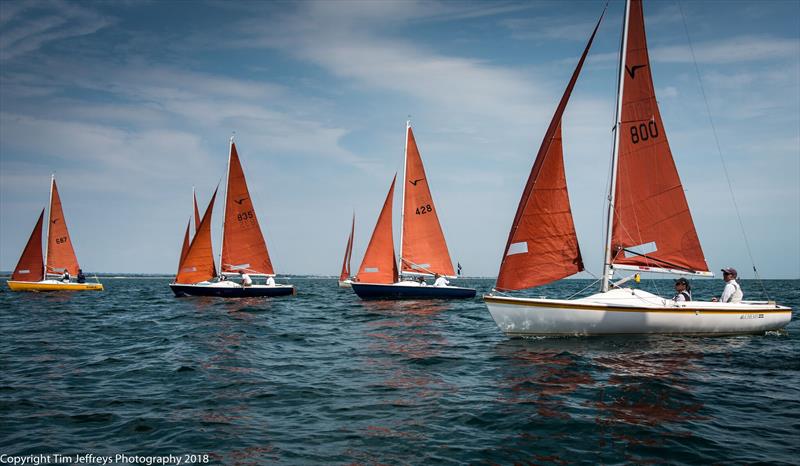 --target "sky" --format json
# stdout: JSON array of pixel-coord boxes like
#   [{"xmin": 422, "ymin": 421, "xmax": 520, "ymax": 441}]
[{"xmin": 1, "ymin": 0, "xmax": 798, "ymax": 278}]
